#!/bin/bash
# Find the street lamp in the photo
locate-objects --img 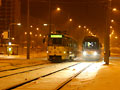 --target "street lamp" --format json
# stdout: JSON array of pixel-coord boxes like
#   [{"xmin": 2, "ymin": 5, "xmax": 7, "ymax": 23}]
[
  {"xmin": 78, "ymin": 25, "xmax": 81, "ymax": 28},
  {"xmin": 56, "ymin": 7, "xmax": 61, "ymax": 11},
  {"xmin": 36, "ymin": 28, "xmax": 39, "ymax": 31},
  {"xmin": 43, "ymin": 24, "xmax": 48, "ymax": 26},
  {"xmin": 83, "ymin": 26, "xmax": 87, "ymax": 29},
  {"xmin": 115, "ymin": 36, "xmax": 118, "ymax": 39},
  {"xmin": 111, "ymin": 19, "xmax": 114, "ymax": 23},
  {"xmin": 69, "ymin": 18, "xmax": 72, "ymax": 22},
  {"xmin": 8, "ymin": 23, "xmax": 21, "ymax": 43},
  {"xmin": 17, "ymin": 23, "xmax": 21, "ymax": 26},
  {"xmin": 112, "ymin": 8, "xmax": 117, "ymax": 12},
  {"xmin": 86, "ymin": 28, "xmax": 89, "ymax": 31},
  {"xmin": 110, "ymin": 25, "xmax": 113, "ymax": 29}
]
